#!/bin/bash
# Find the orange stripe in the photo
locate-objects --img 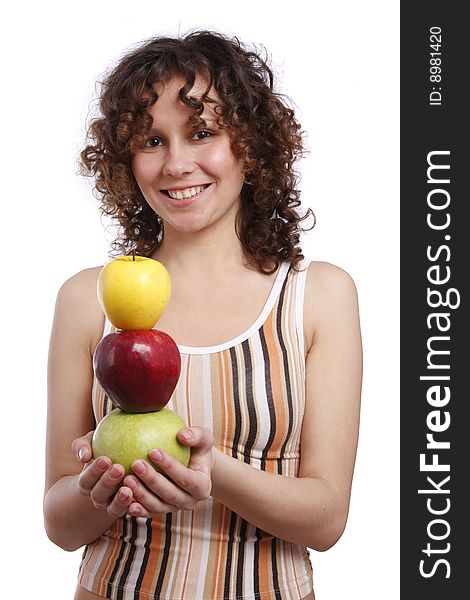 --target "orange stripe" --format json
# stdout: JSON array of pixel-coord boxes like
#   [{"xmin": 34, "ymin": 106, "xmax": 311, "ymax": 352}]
[
  {"xmin": 214, "ymin": 504, "xmax": 232, "ymax": 597},
  {"xmin": 180, "ymin": 510, "xmax": 195, "ymax": 596},
  {"xmin": 222, "ymin": 349, "xmax": 235, "ymax": 454},
  {"xmin": 257, "ymin": 536, "xmax": 272, "ymax": 594}
]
